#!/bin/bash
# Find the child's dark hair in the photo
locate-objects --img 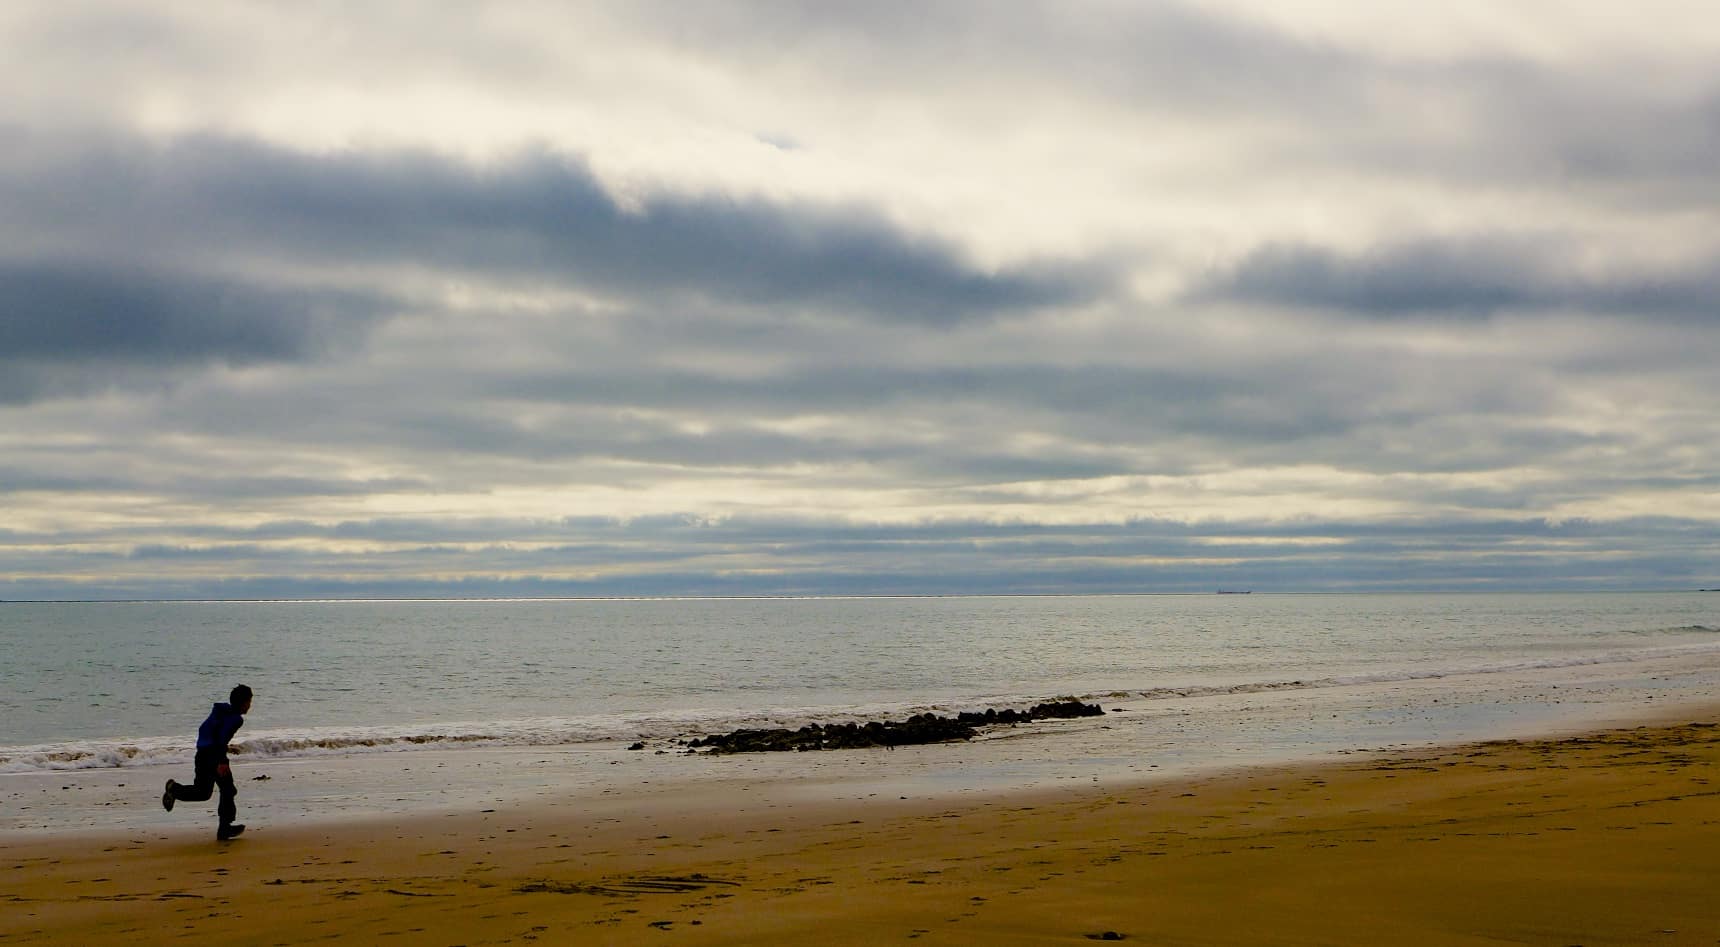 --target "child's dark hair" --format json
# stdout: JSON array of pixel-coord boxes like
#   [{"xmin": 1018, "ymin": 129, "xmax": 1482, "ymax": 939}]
[{"xmin": 231, "ymin": 684, "xmax": 253, "ymax": 705}]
